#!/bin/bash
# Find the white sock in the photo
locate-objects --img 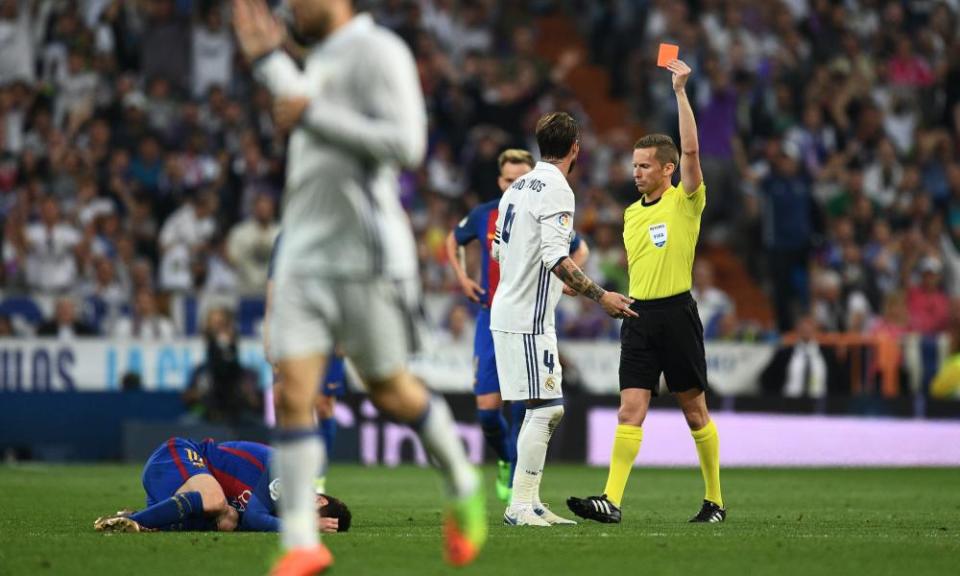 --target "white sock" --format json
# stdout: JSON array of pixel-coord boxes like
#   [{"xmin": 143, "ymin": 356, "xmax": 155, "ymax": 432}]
[
  {"xmin": 414, "ymin": 396, "xmax": 478, "ymax": 498},
  {"xmin": 511, "ymin": 402, "xmax": 564, "ymax": 507},
  {"xmin": 274, "ymin": 430, "xmax": 324, "ymax": 549}
]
